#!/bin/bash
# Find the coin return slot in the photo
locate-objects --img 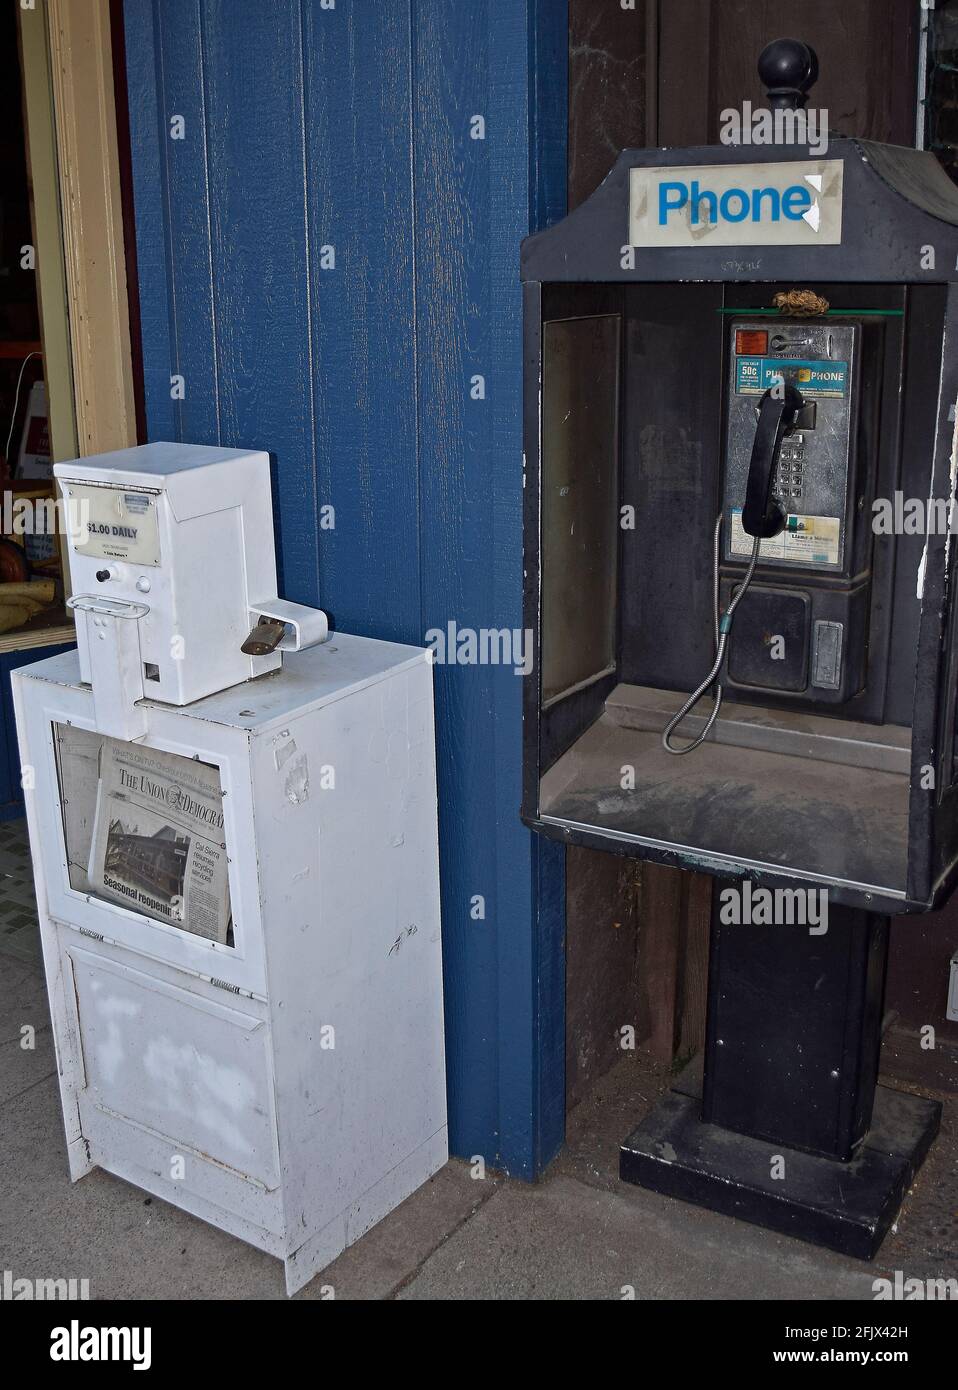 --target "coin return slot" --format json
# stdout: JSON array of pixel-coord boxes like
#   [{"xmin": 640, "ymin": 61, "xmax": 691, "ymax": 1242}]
[{"xmin": 144, "ymin": 662, "xmax": 160, "ymax": 682}]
